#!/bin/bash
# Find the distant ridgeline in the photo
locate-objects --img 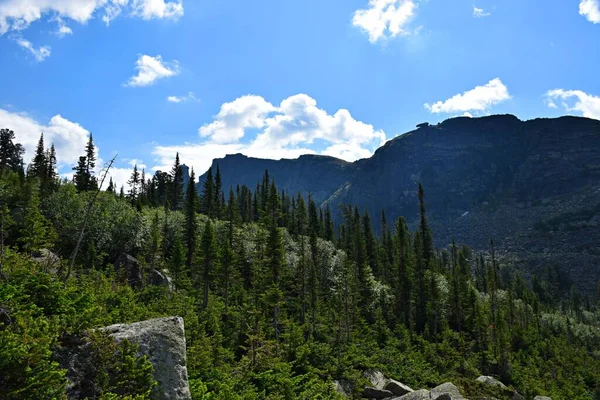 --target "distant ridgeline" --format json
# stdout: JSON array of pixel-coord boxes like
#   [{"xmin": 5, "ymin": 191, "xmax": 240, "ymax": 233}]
[
  {"xmin": 196, "ymin": 115, "xmax": 600, "ymax": 292},
  {"xmin": 0, "ymin": 124, "xmax": 599, "ymax": 399}
]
